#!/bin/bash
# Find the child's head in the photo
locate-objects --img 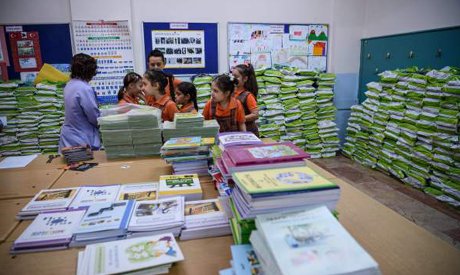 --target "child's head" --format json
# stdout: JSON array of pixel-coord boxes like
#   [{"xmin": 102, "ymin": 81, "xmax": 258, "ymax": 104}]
[
  {"xmin": 211, "ymin": 74, "xmax": 238, "ymax": 103},
  {"xmin": 175, "ymin": 82, "xmax": 198, "ymax": 110},
  {"xmin": 232, "ymin": 63, "xmax": 258, "ymax": 97},
  {"xmin": 117, "ymin": 72, "xmax": 142, "ymax": 100},
  {"xmin": 148, "ymin": 49, "xmax": 166, "ymax": 70},
  {"xmin": 142, "ymin": 70, "xmax": 168, "ymax": 97}
]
